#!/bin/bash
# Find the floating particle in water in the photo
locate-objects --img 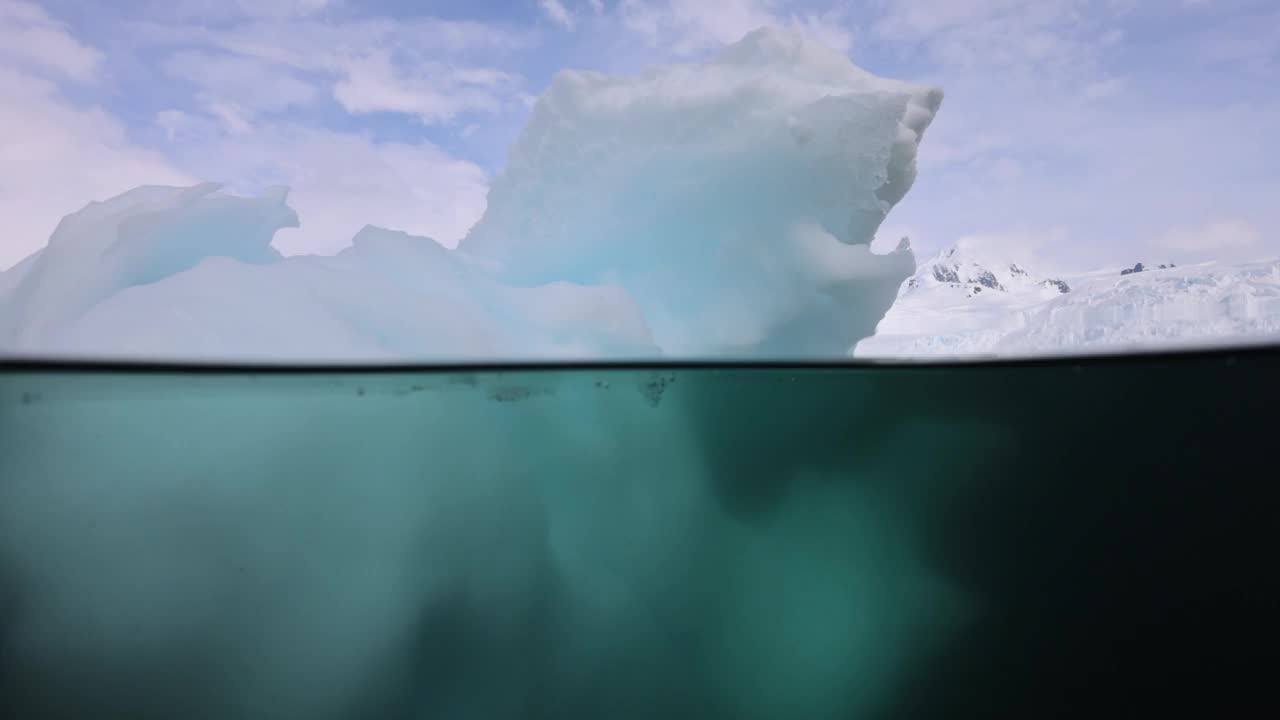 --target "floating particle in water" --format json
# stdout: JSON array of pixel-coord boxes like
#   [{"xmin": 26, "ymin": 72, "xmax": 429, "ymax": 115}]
[
  {"xmin": 638, "ymin": 373, "xmax": 677, "ymax": 407},
  {"xmin": 490, "ymin": 386, "xmax": 534, "ymax": 403}
]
